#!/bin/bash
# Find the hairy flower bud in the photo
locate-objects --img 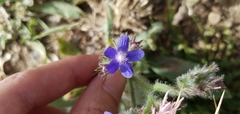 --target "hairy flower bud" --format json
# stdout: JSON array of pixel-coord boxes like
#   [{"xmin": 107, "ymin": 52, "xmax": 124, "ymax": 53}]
[{"xmin": 176, "ymin": 62, "xmax": 226, "ymax": 98}]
